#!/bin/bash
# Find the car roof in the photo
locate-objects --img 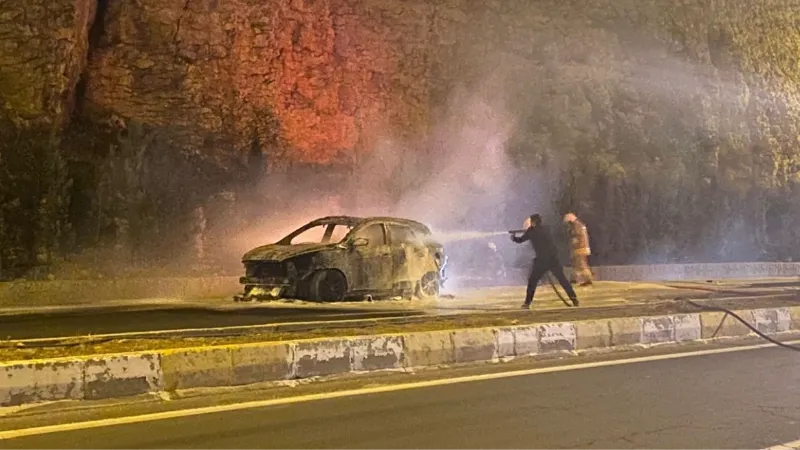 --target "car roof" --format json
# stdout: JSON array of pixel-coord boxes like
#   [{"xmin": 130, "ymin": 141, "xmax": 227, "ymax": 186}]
[
  {"xmin": 307, "ymin": 216, "xmax": 364, "ymax": 227},
  {"xmin": 310, "ymin": 216, "xmax": 431, "ymax": 232}
]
